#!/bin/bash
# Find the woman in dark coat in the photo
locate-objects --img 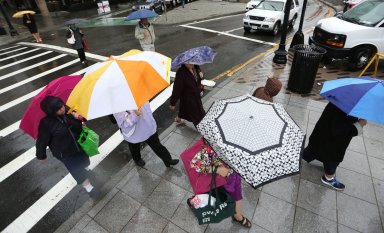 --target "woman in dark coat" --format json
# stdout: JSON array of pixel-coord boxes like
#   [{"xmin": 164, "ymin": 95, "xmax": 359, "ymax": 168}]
[
  {"xmin": 169, "ymin": 64, "xmax": 205, "ymax": 127},
  {"xmin": 66, "ymin": 24, "xmax": 87, "ymax": 65},
  {"xmin": 36, "ymin": 96, "xmax": 94, "ymax": 193},
  {"xmin": 23, "ymin": 13, "xmax": 42, "ymax": 43},
  {"xmin": 303, "ymin": 102, "xmax": 367, "ymax": 191}
]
